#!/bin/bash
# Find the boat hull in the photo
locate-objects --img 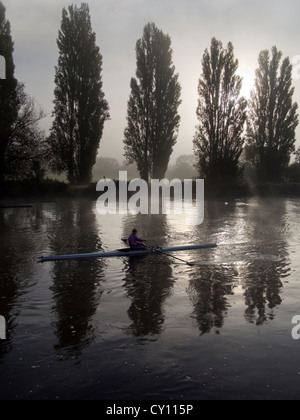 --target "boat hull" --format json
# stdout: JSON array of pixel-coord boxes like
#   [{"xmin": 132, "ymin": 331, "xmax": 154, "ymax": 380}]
[{"xmin": 38, "ymin": 244, "xmax": 217, "ymax": 262}]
